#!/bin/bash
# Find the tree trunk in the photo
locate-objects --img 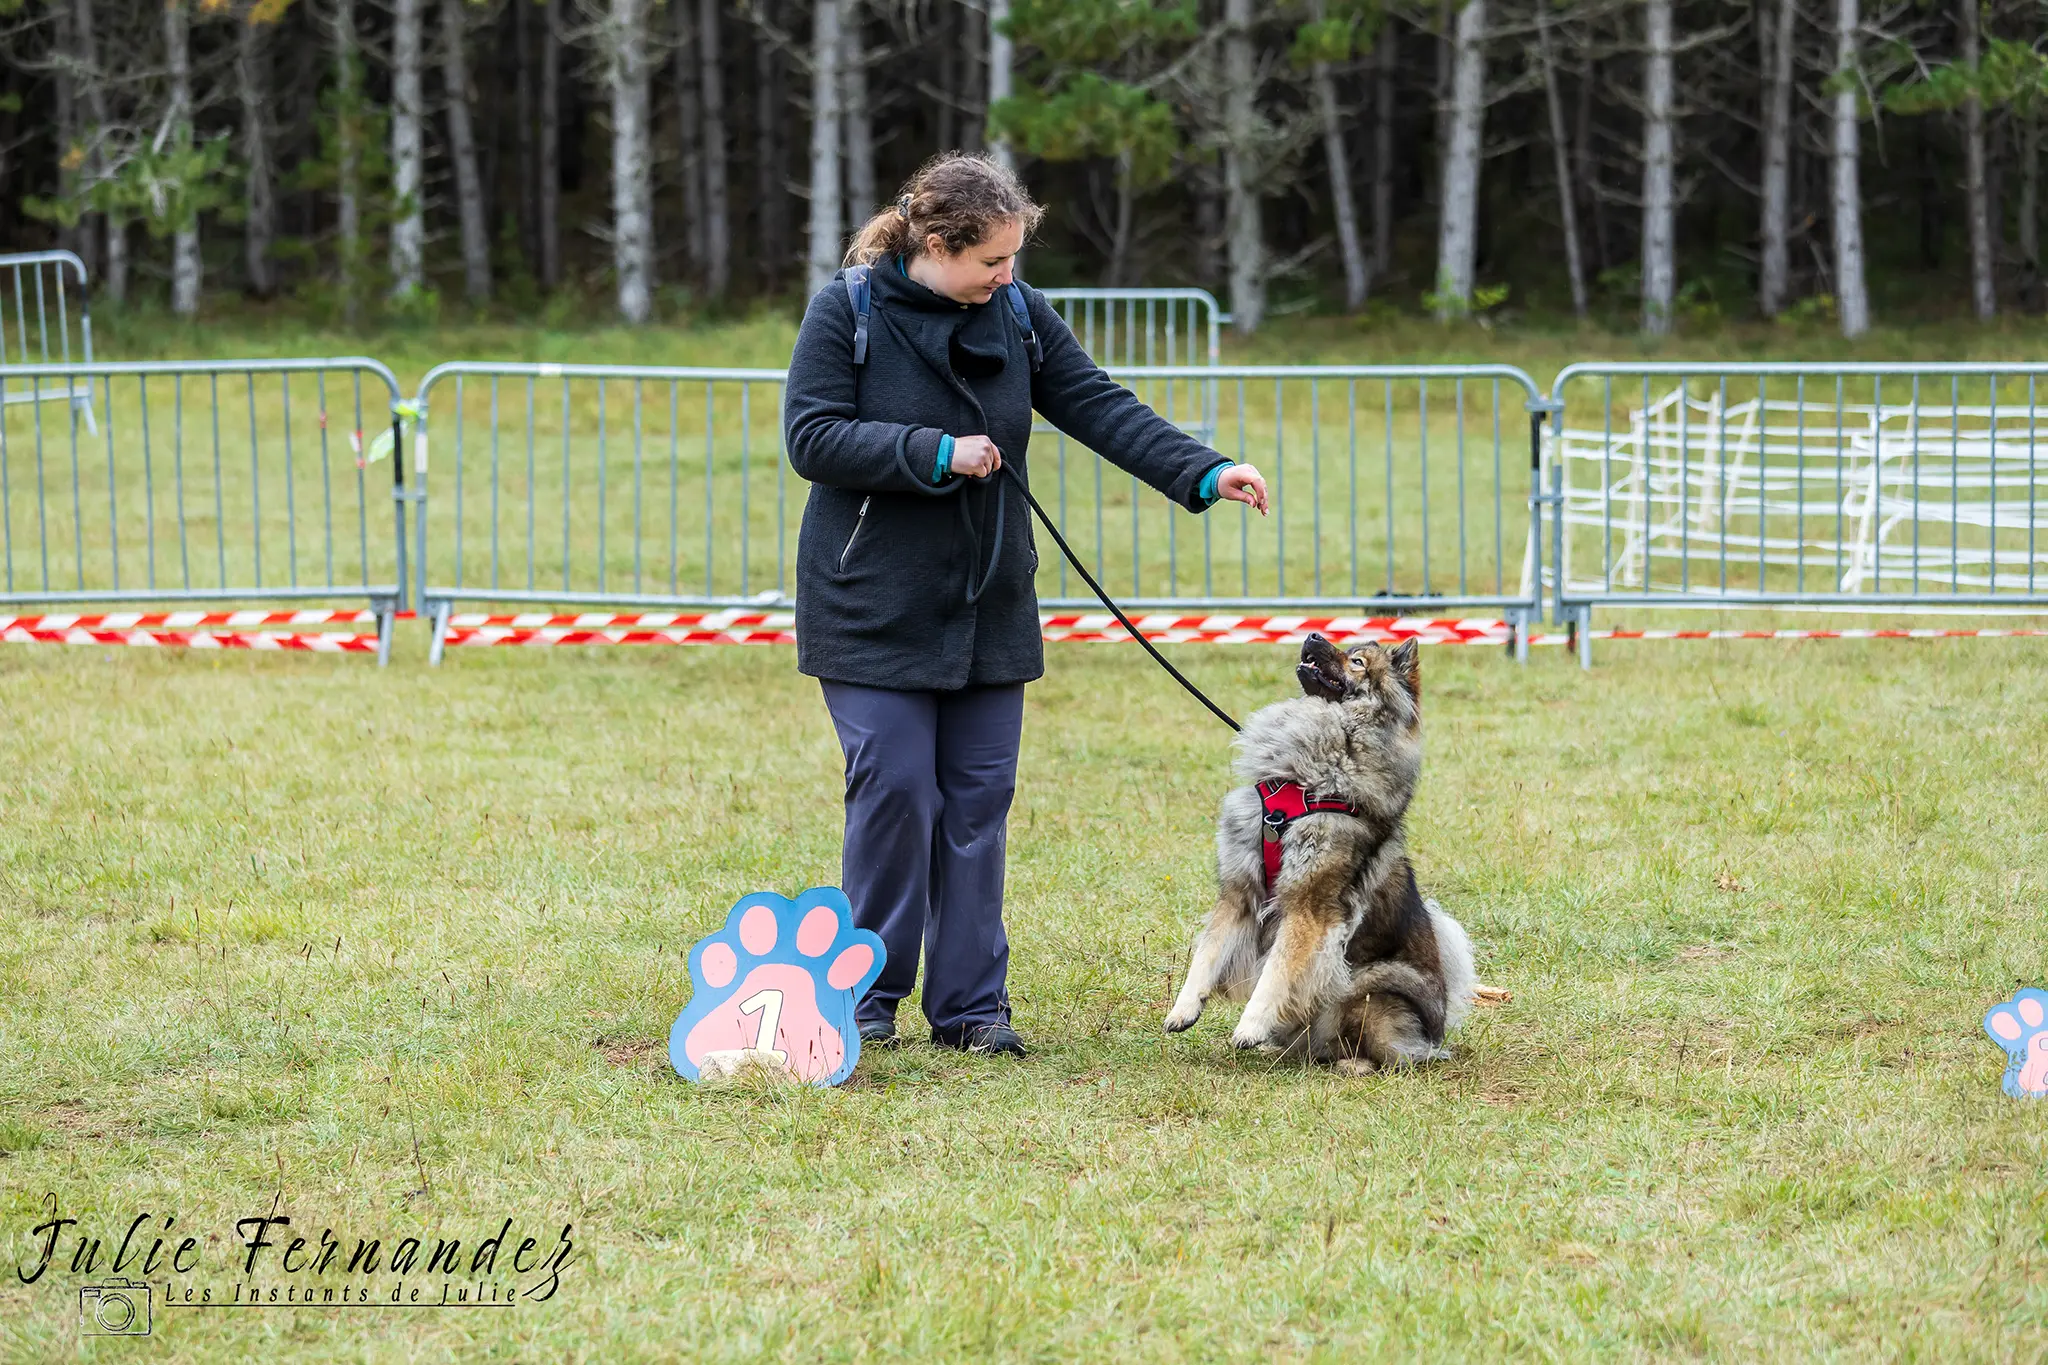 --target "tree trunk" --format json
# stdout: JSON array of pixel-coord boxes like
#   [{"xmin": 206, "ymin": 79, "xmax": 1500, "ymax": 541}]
[
  {"xmin": 54, "ymin": 4, "xmax": 80, "ymax": 269},
  {"xmin": 2021, "ymin": 113, "xmax": 2040, "ymax": 289},
  {"xmin": 333, "ymin": 0, "xmax": 362, "ymax": 322},
  {"xmin": 1222, "ymin": 0, "xmax": 1263, "ymax": 333},
  {"xmin": 73, "ymin": 0, "xmax": 124, "ymax": 302},
  {"xmin": 1434, "ymin": 0, "xmax": 1486, "ymax": 320},
  {"xmin": 841, "ymin": 3, "xmax": 874, "ymax": 232},
  {"xmin": 1312, "ymin": 1, "xmax": 1368, "ymax": 311},
  {"xmin": 958, "ymin": 1, "xmax": 983, "ymax": 154},
  {"xmin": 698, "ymin": 0, "xmax": 729, "ymax": 299},
  {"xmin": 1759, "ymin": 0, "xmax": 1795, "ymax": 315},
  {"xmin": 236, "ymin": 19, "xmax": 276, "ymax": 297},
  {"xmin": 1106, "ymin": 151, "xmax": 1135, "ymax": 287},
  {"xmin": 1372, "ymin": 23, "xmax": 1396, "ymax": 280},
  {"xmin": 517, "ymin": 0, "xmax": 539, "ymax": 276},
  {"xmin": 755, "ymin": 0, "xmax": 786, "ymax": 289},
  {"xmin": 539, "ymin": 0, "xmax": 562, "ymax": 291},
  {"xmin": 1578, "ymin": 61, "xmax": 1610, "ymax": 272},
  {"xmin": 806, "ymin": 0, "xmax": 845, "ymax": 296},
  {"xmin": 670, "ymin": 0, "xmax": 704, "ymax": 275},
  {"xmin": 936, "ymin": 2, "xmax": 957, "ymax": 151},
  {"xmin": 1536, "ymin": 3, "xmax": 1586, "ymax": 317},
  {"xmin": 164, "ymin": 0, "xmax": 200, "ymax": 316},
  {"xmin": 1960, "ymin": 0, "xmax": 1994, "ymax": 319},
  {"xmin": 987, "ymin": 0, "xmax": 1014, "ymax": 170},
  {"xmin": 1831, "ymin": 0, "xmax": 1869, "ymax": 337},
  {"xmin": 440, "ymin": 0, "xmax": 491, "ymax": 302},
  {"xmin": 608, "ymin": 0, "xmax": 653, "ymax": 321},
  {"xmin": 390, "ymin": 0, "xmax": 425, "ymax": 300},
  {"xmin": 1640, "ymin": 0, "xmax": 1675, "ymax": 334}
]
